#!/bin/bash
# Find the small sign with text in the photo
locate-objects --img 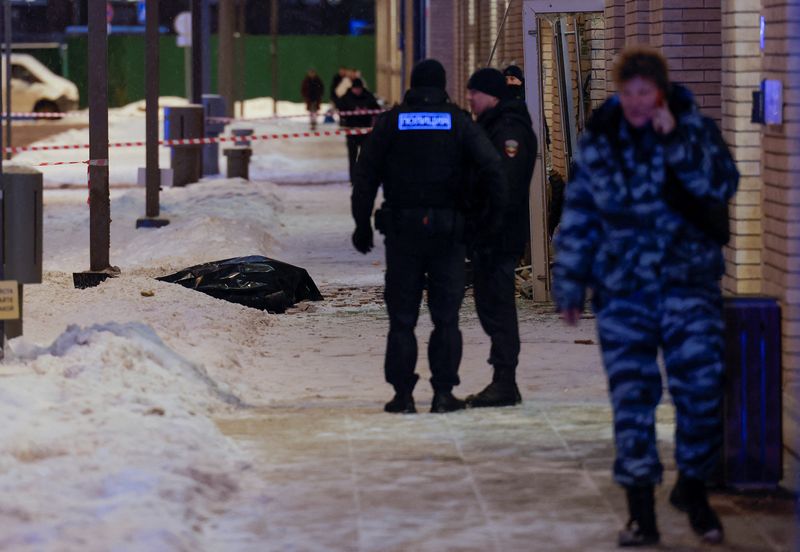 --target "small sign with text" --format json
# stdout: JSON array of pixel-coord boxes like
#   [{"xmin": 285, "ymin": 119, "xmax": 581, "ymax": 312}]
[{"xmin": 0, "ymin": 281, "xmax": 19, "ymax": 320}]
